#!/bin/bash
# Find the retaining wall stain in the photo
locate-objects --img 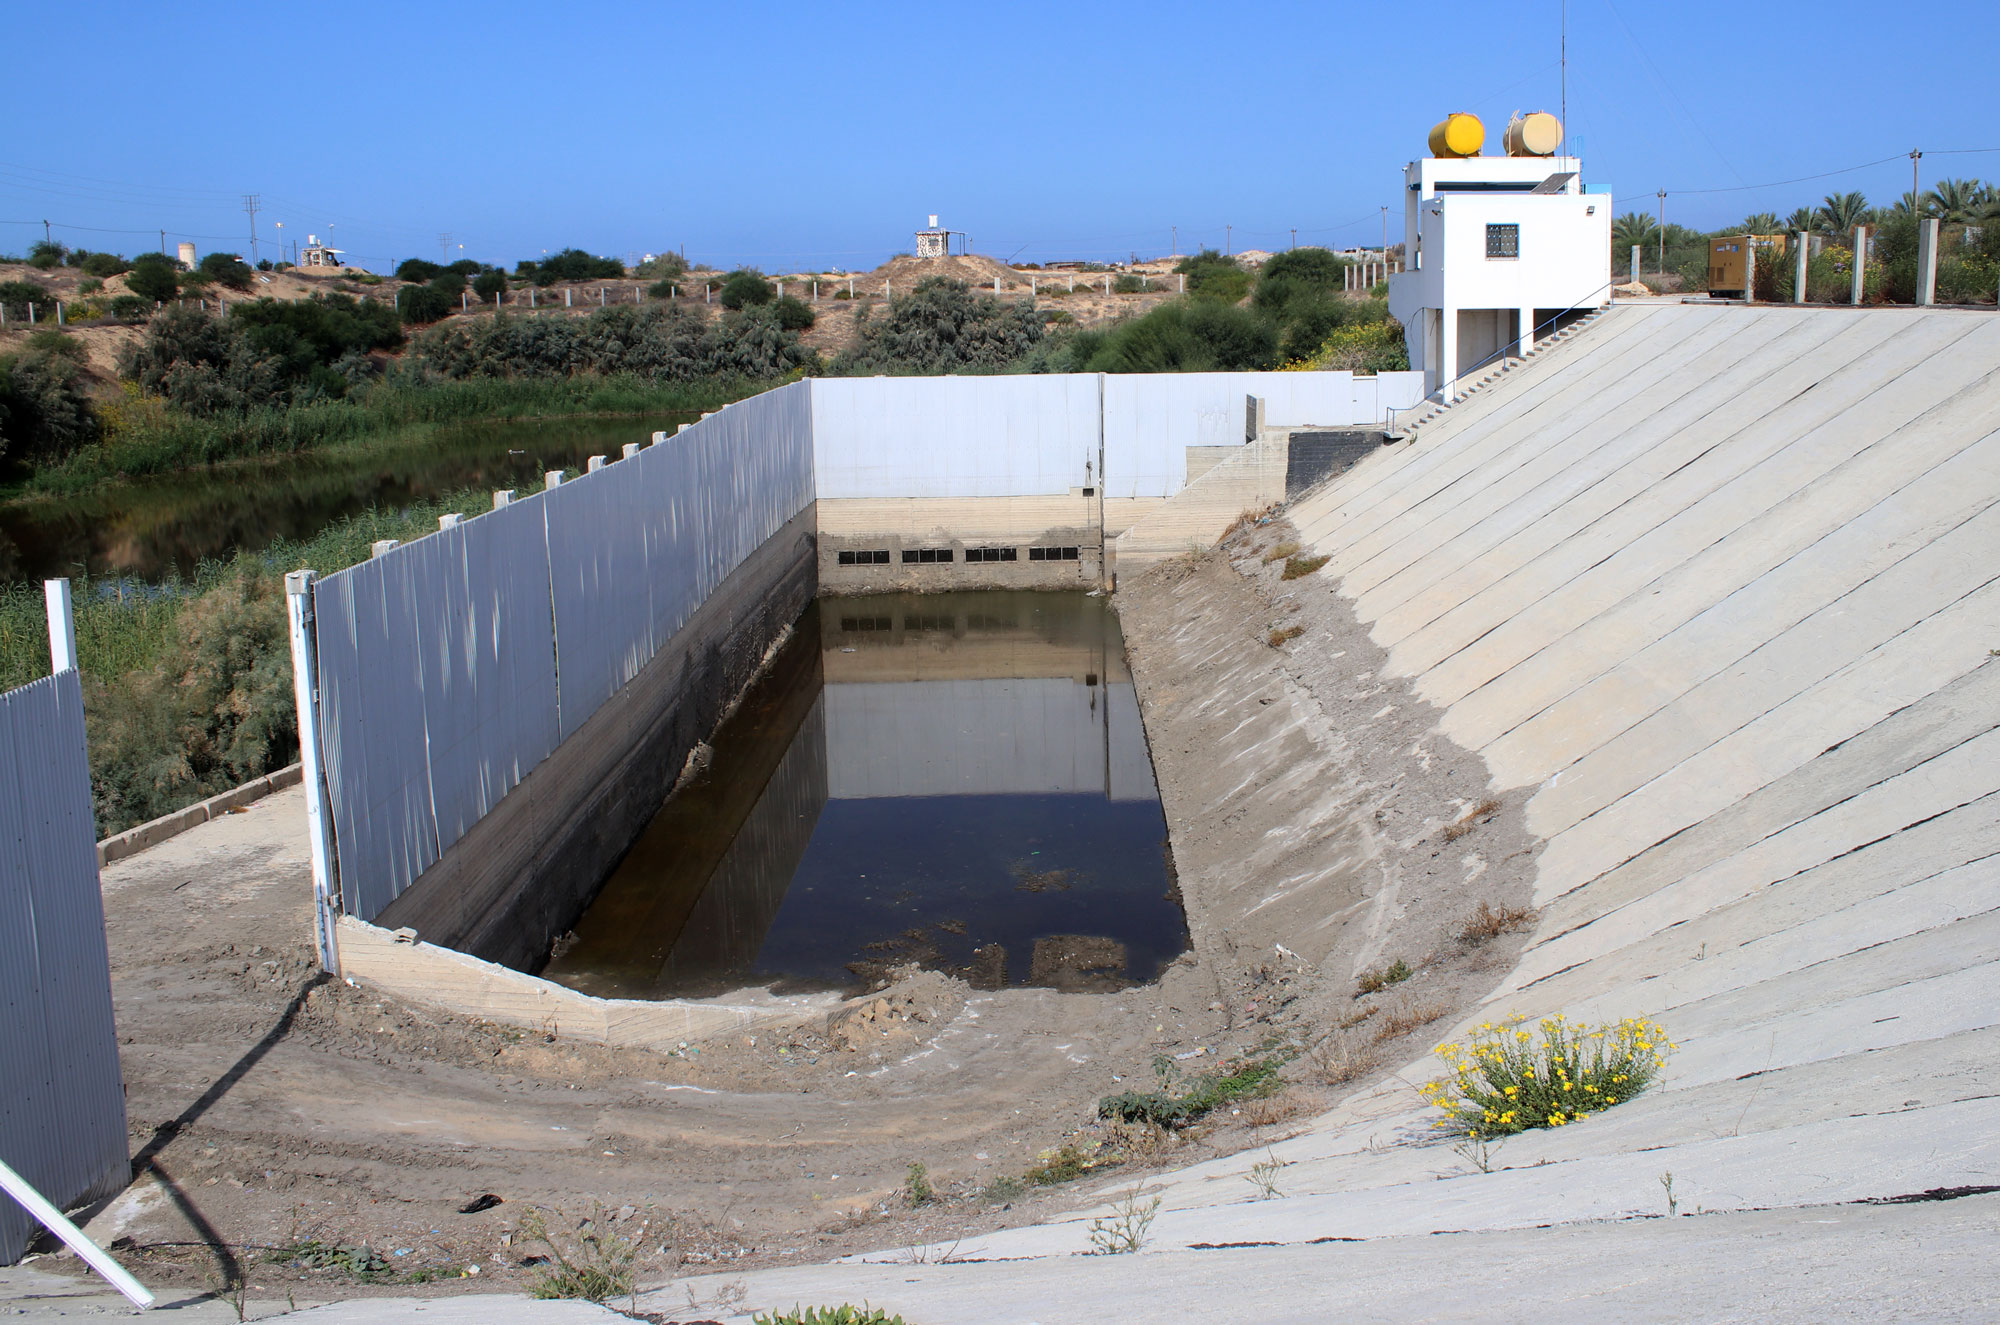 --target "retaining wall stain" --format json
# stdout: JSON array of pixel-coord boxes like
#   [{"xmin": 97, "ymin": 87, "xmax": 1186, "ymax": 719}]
[{"xmin": 543, "ymin": 591, "xmax": 1185, "ymax": 999}]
